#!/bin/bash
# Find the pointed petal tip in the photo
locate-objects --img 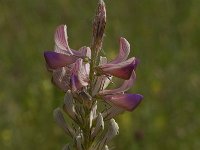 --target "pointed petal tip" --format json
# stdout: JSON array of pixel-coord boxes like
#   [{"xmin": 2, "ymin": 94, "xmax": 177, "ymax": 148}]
[
  {"xmin": 128, "ymin": 94, "xmax": 143, "ymax": 111},
  {"xmin": 54, "ymin": 24, "xmax": 72, "ymax": 53},
  {"xmin": 120, "ymin": 37, "xmax": 129, "ymax": 44}
]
